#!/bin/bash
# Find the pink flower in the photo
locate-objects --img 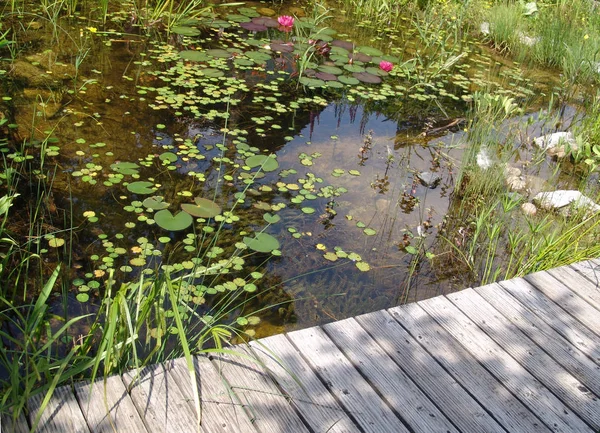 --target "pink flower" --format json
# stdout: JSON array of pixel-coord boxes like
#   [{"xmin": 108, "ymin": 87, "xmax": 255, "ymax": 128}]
[
  {"xmin": 277, "ymin": 15, "xmax": 294, "ymax": 28},
  {"xmin": 379, "ymin": 61, "xmax": 394, "ymax": 72}
]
